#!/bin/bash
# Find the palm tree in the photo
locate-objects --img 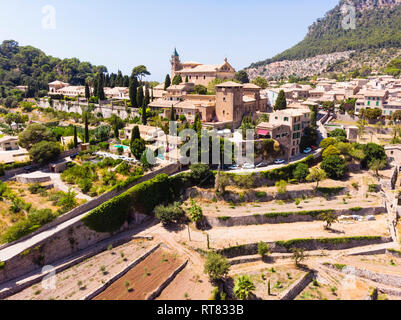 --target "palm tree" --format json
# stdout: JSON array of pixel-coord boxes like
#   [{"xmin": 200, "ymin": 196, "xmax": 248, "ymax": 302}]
[{"xmin": 234, "ymin": 275, "xmax": 255, "ymax": 300}]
